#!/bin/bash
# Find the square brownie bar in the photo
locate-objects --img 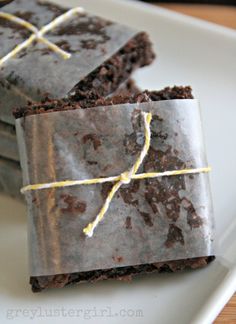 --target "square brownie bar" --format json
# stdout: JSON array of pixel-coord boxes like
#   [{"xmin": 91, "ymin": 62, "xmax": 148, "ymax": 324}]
[
  {"xmin": 14, "ymin": 86, "xmax": 214, "ymax": 292},
  {"xmin": 0, "ymin": 0, "xmax": 155, "ymax": 125}
]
